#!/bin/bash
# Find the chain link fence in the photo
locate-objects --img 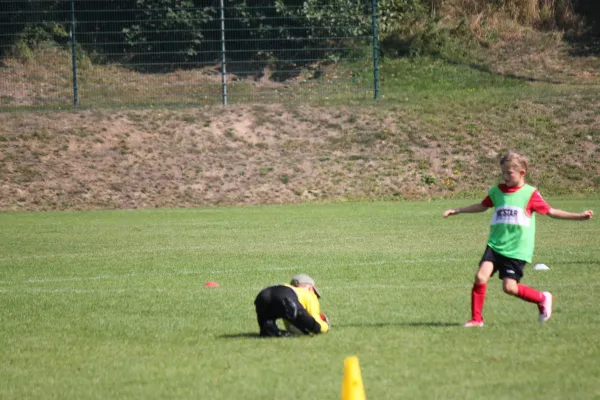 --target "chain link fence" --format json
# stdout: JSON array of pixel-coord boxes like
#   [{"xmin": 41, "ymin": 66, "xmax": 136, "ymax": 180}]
[{"xmin": 0, "ymin": 0, "xmax": 379, "ymax": 110}]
